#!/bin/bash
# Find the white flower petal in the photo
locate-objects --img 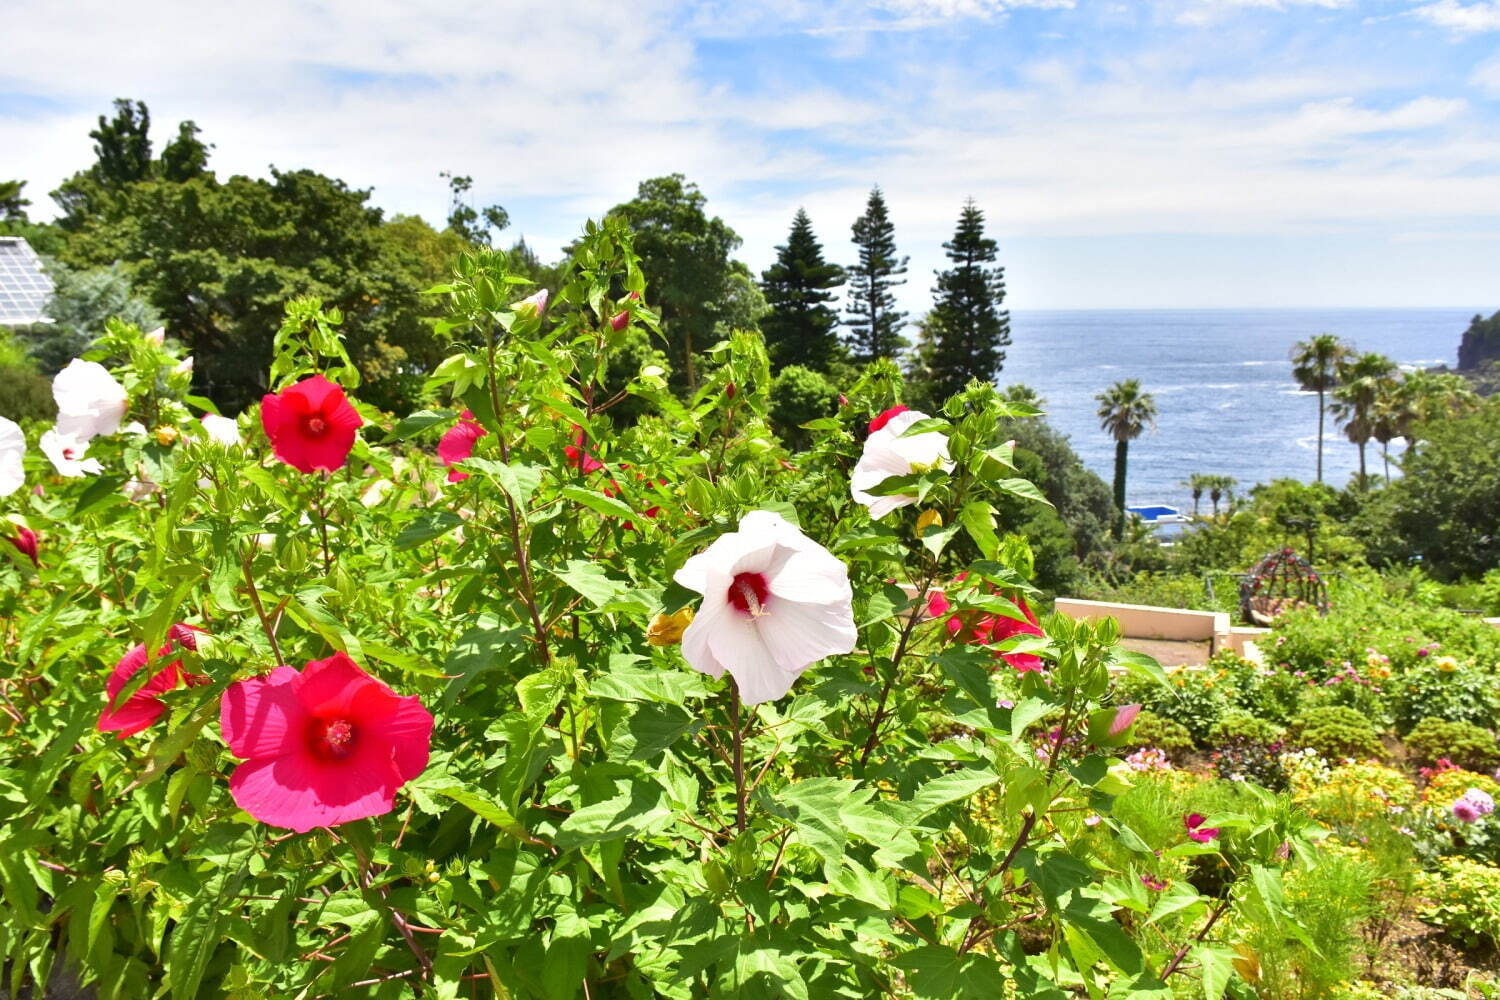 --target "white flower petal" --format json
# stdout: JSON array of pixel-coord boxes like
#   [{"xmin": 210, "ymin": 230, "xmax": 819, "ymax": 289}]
[
  {"xmin": 850, "ymin": 409, "xmax": 951, "ymax": 519},
  {"xmin": 674, "ymin": 509, "xmax": 856, "ymax": 704},
  {"xmin": 0, "ymin": 418, "xmax": 25, "ymax": 497},
  {"xmin": 200, "ymin": 414, "xmax": 241, "ymax": 446},
  {"xmin": 707, "ymin": 611, "xmax": 800, "ymax": 705},
  {"xmin": 52, "ymin": 359, "xmax": 128, "ymax": 440},
  {"xmin": 40, "ymin": 429, "xmax": 103, "ymax": 477}
]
